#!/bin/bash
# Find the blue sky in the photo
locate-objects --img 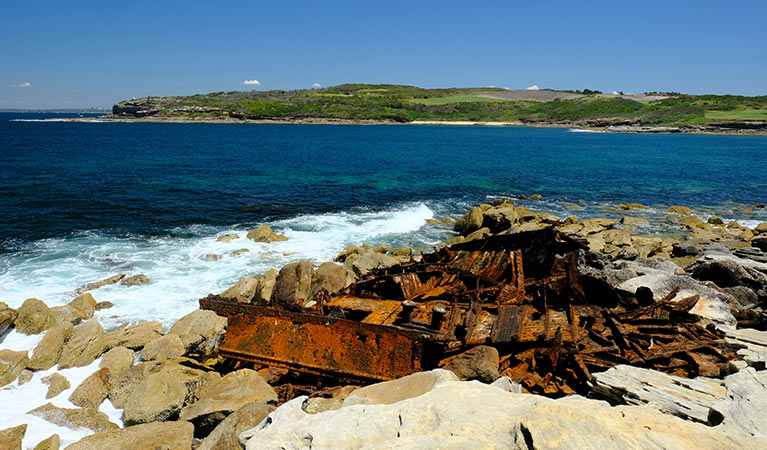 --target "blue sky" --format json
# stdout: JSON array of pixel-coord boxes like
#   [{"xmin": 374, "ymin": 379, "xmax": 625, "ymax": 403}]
[{"xmin": 1, "ymin": 0, "xmax": 765, "ymax": 108}]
